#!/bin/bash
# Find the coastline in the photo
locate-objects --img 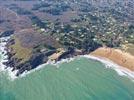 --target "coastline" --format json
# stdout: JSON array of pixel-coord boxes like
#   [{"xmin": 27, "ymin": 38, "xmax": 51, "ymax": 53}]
[
  {"xmin": 17, "ymin": 54, "xmax": 134, "ymax": 80},
  {"xmin": 84, "ymin": 55, "xmax": 134, "ymax": 80},
  {"xmin": 0, "ymin": 36, "xmax": 74, "ymax": 80},
  {"xmin": 1, "ymin": 36, "xmax": 134, "ymax": 81},
  {"xmin": 0, "ymin": 36, "xmax": 18, "ymax": 80},
  {"xmin": 0, "ymin": 36, "xmax": 10, "ymax": 71},
  {"xmin": 19, "ymin": 57, "xmax": 76, "ymax": 78},
  {"xmin": 90, "ymin": 47, "xmax": 134, "ymax": 71}
]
